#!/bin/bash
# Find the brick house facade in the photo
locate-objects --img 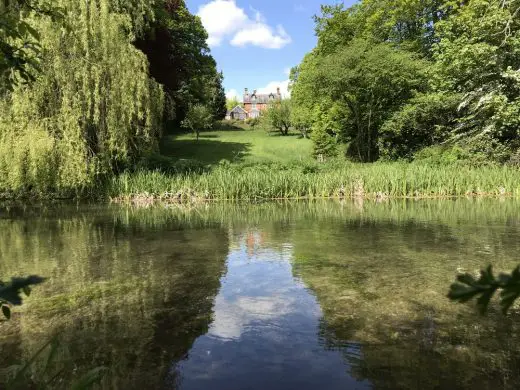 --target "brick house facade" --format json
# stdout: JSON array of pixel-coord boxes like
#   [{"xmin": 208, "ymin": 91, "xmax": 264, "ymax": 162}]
[{"xmin": 243, "ymin": 87, "xmax": 282, "ymax": 118}]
